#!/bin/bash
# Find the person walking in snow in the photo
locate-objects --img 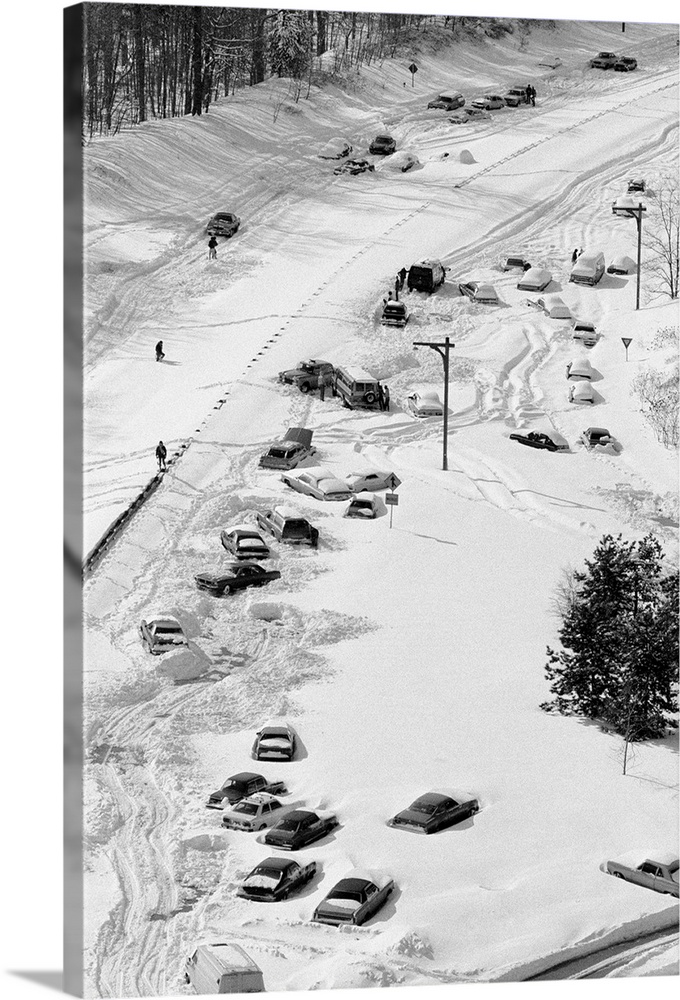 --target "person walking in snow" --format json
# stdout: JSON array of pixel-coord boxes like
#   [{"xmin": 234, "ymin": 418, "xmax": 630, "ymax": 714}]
[
  {"xmin": 155, "ymin": 340, "xmax": 165, "ymax": 362},
  {"xmin": 208, "ymin": 236, "xmax": 218, "ymax": 260},
  {"xmin": 383, "ymin": 384, "xmax": 390, "ymax": 412},
  {"xmin": 525, "ymin": 84, "xmax": 531, "ymax": 103},
  {"xmin": 317, "ymin": 373, "xmax": 326, "ymax": 402},
  {"xmin": 378, "ymin": 384, "xmax": 385, "ymax": 410},
  {"xmin": 571, "ymin": 248, "xmax": 579, "ymax": 264},
  {"xmin": 398, "ymin": 266, "xmax": 407, "ymax": 290},
  {"xmin": 529, "ymin": 84, "xmax": 536, "ymax": 107},
  {"xmin": 156, "ymin": 440, "xmax": 167, "ymax": 472}
]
